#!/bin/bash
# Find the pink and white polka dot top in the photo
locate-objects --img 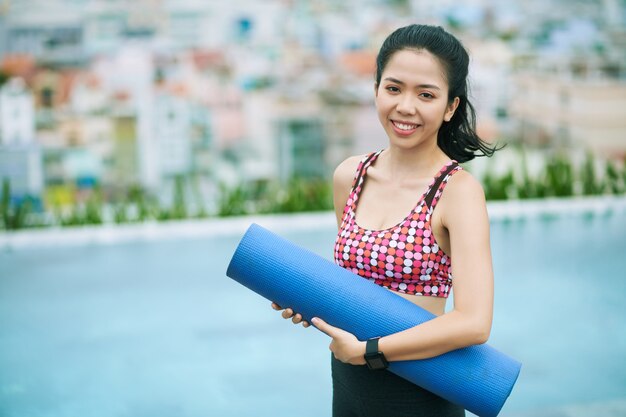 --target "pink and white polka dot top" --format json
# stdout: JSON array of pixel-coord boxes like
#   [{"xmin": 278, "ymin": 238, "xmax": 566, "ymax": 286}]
[{"xmin": 333, "ymin": 150, "xmax": 462, "ymax": 298}]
